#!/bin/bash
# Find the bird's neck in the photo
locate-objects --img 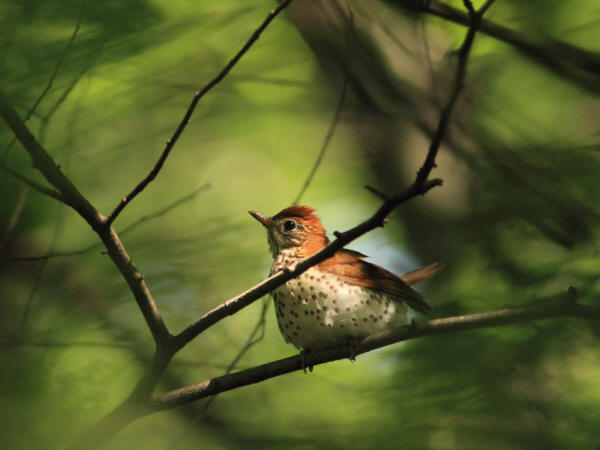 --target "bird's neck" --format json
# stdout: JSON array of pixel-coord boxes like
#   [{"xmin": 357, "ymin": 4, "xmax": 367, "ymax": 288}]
[
  {"xmin": 272, "ymin": 235, "xmax": 329, "ymax": 270},
  {"xmin": 272, "ymin": 247, "xmax": 304, "ymax": 272}
]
